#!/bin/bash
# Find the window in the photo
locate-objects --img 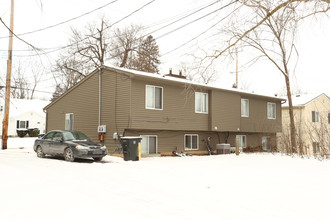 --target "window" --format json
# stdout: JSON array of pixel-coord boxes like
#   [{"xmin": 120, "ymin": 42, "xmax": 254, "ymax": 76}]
[
  {"xmin": 262, "ymin": 136, "xmax": 270, "ymax": 151},
  {"xmin": 312, "ymin": 111, "xmax": 319, "ymax": 123},
  {"xmin": 267, "ymin": 102, "xmax": 276, "ymax": 119},
  {"xmin": 146, "ymin": 85, "xmax": 163, "ymax": 110},
  {"xmin": 140, "ymin": 135, "xmax": 157, "ymax": 154},
  {"xmin": 236, "ymin": 135, "xmax": 247, "ymax": 149},
  {"xmin": 43, "ymin": 132, "xmax": 55, "ymax": 140},
  {"xmin": 185, "ymin": 134, "xmax": 198, "ymax": 150},
  {"xmin": 65, "ymin": 113, "xmax": 74, "ymax": 131},
  {"xmin": 313, "ymin": 142, "xmax": 320, "ymax": 154},
  {"xmin": 16, "ymin": 120, "xmax": 29, "ymax": 129},
  {"xmin": 195, "ymin": 92, "xmax": 208, "ymax": 113},
  {"xmin": 241, "ymin": 99, "xmax": 249, "ymax": 117}
]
